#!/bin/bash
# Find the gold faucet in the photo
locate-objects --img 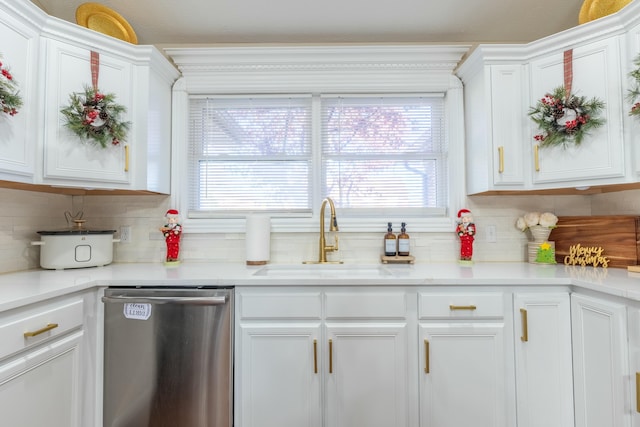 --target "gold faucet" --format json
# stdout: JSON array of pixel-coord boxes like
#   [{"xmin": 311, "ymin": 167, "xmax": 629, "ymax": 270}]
[{"xmin": 304, "ymin": 197, "xmax": 343, "ymax": 264}]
